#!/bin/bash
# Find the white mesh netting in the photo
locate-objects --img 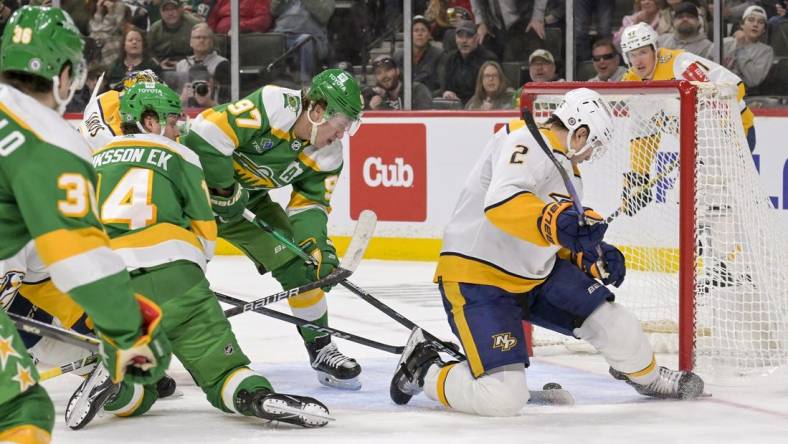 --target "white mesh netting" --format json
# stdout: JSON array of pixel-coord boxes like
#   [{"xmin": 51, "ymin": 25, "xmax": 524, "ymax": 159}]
[{"xmin": 525, "ymin": 82, "xmax": 788, "ymax": 376}]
